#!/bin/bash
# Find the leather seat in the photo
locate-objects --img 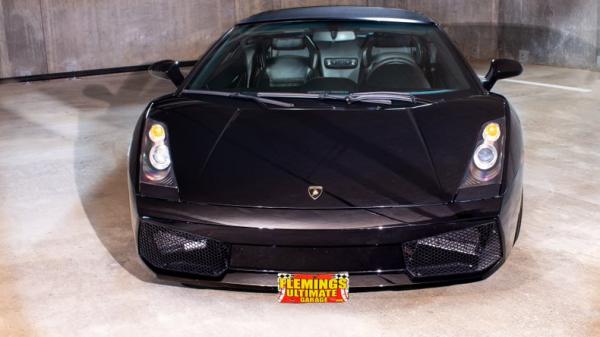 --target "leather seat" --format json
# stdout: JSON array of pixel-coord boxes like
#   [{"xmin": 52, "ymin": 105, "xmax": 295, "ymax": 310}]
[
  {"xmin": 361, "ymin": 34, "xmax": 431, "ymax": 91},
  {"xmin": 260, "ymin": 37, "xmax": 318, "ymax": 88}
]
